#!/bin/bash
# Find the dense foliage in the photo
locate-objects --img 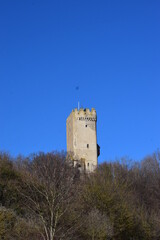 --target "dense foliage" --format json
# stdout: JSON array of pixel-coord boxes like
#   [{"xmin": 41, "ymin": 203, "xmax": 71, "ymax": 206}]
[{"xmin": 0, "ymin": 151, "xmax": 160, "ymax": 239}]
